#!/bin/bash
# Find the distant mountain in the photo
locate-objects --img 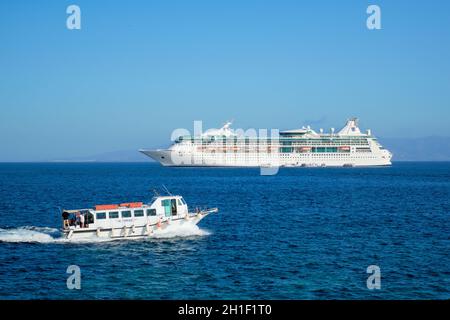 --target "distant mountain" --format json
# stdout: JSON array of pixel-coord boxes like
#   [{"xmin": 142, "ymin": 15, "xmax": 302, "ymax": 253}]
[
  {"xmin": 52, "ymin": 150, "xmax": 151, "ymax": 162},
  {"xmin": 382, "ymin": 136, "xmax": 450, "ymax": 161},
  {"xmin": 50, "ymin": 136, "xmax": 450, "ymax": 162}
]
